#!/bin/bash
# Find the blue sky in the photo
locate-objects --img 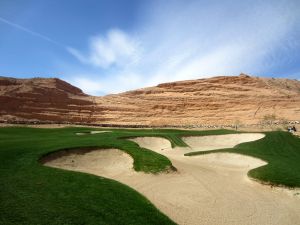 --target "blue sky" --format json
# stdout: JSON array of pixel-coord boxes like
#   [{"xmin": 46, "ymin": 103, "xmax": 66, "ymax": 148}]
[{"xmin": 0, "ymin": 0, "xmax": 300, "ymax": 95}]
